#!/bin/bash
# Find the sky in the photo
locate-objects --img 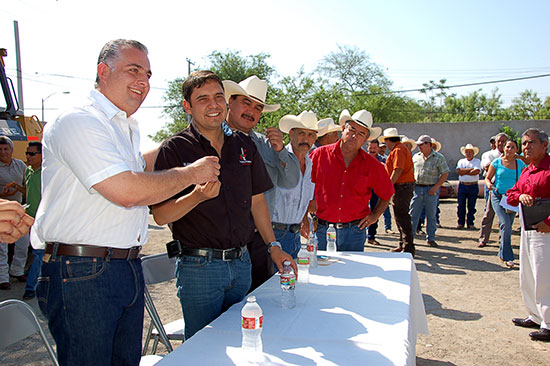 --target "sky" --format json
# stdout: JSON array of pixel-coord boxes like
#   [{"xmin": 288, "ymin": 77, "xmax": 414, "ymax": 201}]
[{"xmin": 2, "ymin": 0, "xmax": 549, "ymax": 151}]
